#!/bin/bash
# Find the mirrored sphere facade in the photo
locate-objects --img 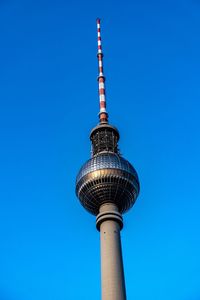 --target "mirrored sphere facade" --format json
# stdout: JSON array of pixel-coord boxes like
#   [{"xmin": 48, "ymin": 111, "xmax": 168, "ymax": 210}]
[{"xmin": 76, "ymin": 153, "xmax": 140, "ymax": 215}]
